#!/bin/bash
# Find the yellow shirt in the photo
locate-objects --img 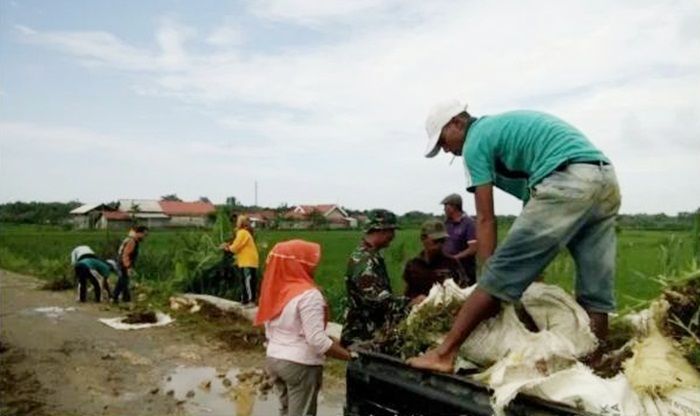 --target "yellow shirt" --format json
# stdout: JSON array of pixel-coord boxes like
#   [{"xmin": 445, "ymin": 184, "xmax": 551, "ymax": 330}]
[{"xmin": 229, "ymin": 229, "xmax": 259, "ymax": 268}]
